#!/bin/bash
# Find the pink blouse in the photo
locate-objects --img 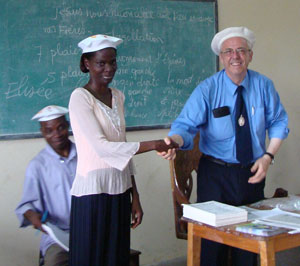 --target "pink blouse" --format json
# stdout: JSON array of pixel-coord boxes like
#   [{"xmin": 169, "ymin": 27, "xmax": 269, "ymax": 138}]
[{"xmin": 69, "ymin": 87, "xmax": 140, "ymax": 196}]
